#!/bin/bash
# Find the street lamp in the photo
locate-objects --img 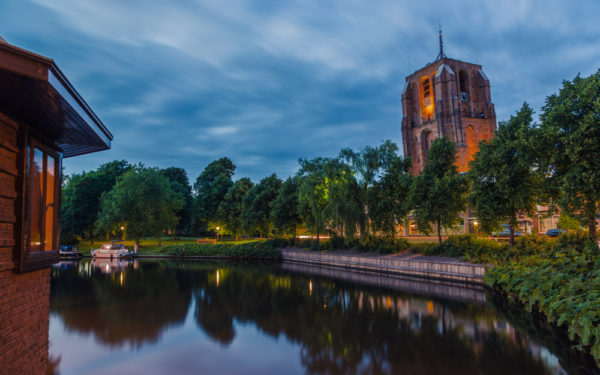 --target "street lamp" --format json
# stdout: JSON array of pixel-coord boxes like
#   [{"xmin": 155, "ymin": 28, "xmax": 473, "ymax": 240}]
[
  {"xmin": 473, "ymin": 221, "xmax": 479, "ymax": 236},
  {"xmin": 215, "ymin": 226, "xmax": 220, "ymax": 243},
  {"xmin": 120, "ymin": 226, "xmax": 125, "ymax": 241}
]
